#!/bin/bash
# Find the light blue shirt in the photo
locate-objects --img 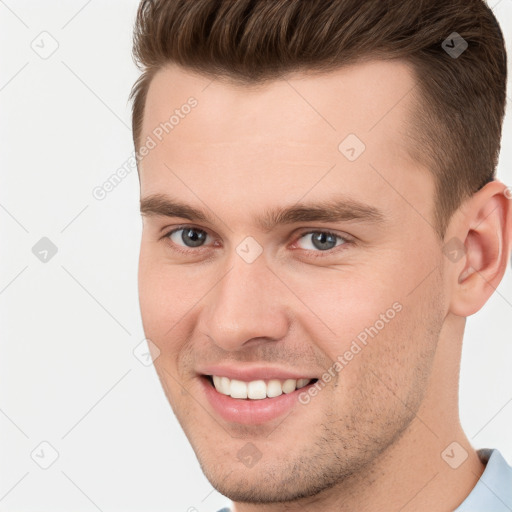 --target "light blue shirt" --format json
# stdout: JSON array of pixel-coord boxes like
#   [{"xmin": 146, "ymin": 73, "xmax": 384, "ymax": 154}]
[
  {"xmin": 217, "ymin": 448, "xmax": 512, "ymax": 512},
  {"xmin": 455, "ymin": 448, "xmax": 512, "ymax": 511}
]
